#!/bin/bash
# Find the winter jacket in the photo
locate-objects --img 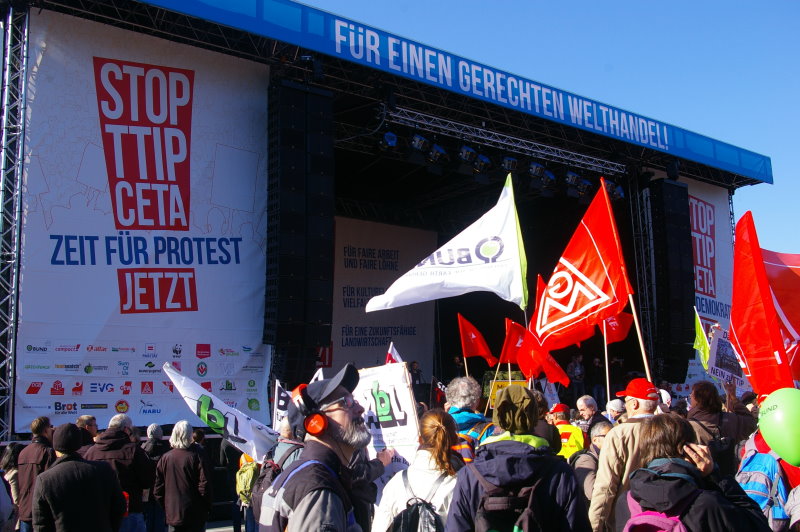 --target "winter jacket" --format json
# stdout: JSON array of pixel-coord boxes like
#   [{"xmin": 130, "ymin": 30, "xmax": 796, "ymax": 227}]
[
  {"xmin": 588, "ymin": 415, "xmax": 652, "ymax": 531},
  {"xmin": 688, "ymin": 402, "xmax": 757, "ymax": 448},
  {"xmin": 533, "ymin": 419, "xmax": 562, "ymax": 454},
  {"xmin": 448, "ymin": 407, "xmax": 496, "ymax": 445},
  {"xmin": 349, "ymin": 447, "xmax": 384, "ymax": 532},
  {"xmin": 445, "ymin": 434, "xmax": 591, "ymax": 532},
  {"xmin": 586, "ymin": 411, "xmax": 609, "ymax": 439},
  {"xmin": 628, "ymin": 457, "xmax": 770, "ymax": 532},
  {"xmin": 372, "ymin": 449, "xmax": 460, "ymax": 532},
  {"xmin": 141, "ymin": 438, "xmax": 170, "ymax": 463},
  {"xmin": 17, "ymin": 436, "xmax": 56, "ymax": 523},
  {"xmin": 83, "ymin": 429, "xmax": 156, "ymax": 514},
  {"xmin": 258, "ymin": 440, "xmax": 359, "ymax": 532},
  {"xmin": 572, "ymin": 445, "xmax": 600, "ymax": 508},
  {"xmin": 32, "ymin": 453, "xmax": 126, "ymax": 532},
  {"xmin": 153, "ymin": 447, "xmax": 213, "ymax": 529}
]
